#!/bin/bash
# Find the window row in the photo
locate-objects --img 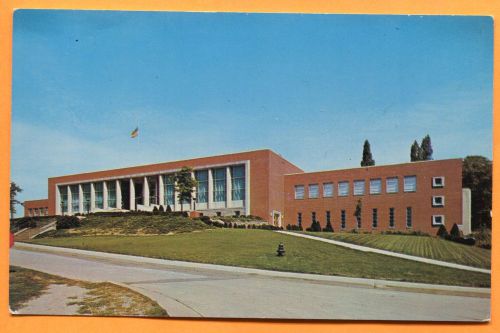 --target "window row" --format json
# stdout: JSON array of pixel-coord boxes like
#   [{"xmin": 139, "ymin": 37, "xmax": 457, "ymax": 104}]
[
  {"xmin": 28, "ymin": 207, "xmax": 48, "ymax": 217},
  {"xmin": 294, "ymin": 176, "xmax": 419, "ymax": 199}
]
